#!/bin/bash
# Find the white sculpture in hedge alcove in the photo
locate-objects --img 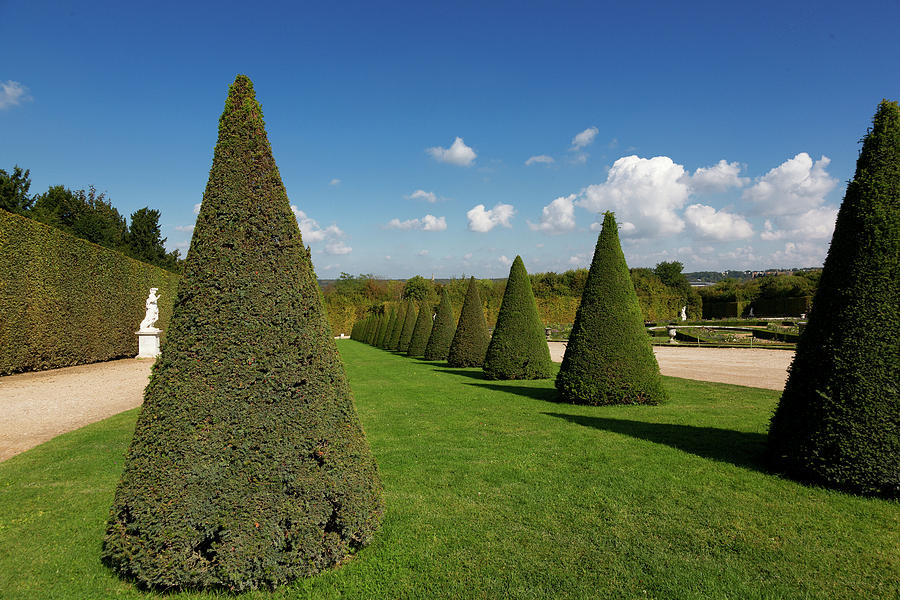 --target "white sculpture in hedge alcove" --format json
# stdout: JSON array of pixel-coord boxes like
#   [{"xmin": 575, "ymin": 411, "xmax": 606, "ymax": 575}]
[{"xmin": 136, "ymin": 288, "xmax": 162, "ymax": 358}]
